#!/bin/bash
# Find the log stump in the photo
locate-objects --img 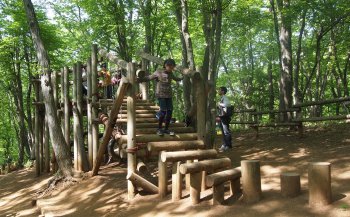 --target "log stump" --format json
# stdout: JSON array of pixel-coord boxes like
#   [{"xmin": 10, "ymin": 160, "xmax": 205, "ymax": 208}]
[
  {"xmin": 241, "ymin": 160, "xmax": 262, "ymax": 203},
  {"xmin": 308, "ymin": 162, "xmax": 332, "ymax": 207},
  {"xmin": 280, "ymin": 172, "xmax": 300, "ymax": 197}
]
